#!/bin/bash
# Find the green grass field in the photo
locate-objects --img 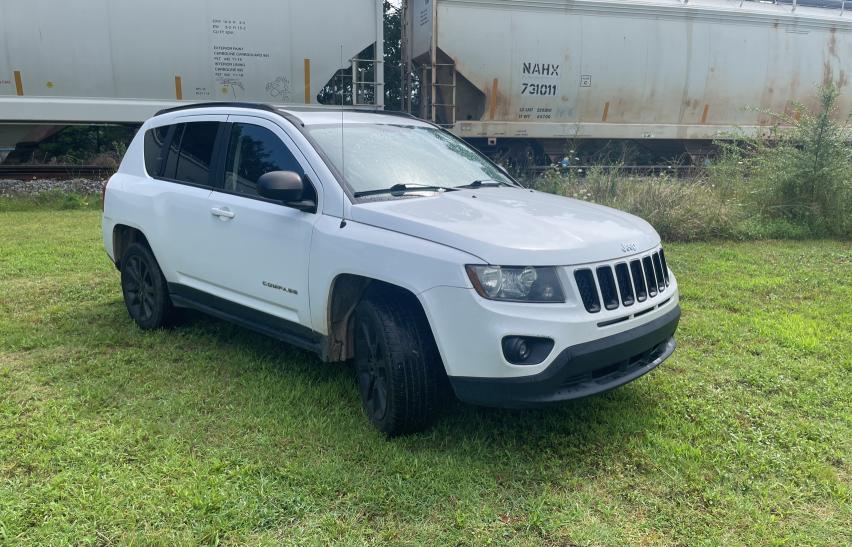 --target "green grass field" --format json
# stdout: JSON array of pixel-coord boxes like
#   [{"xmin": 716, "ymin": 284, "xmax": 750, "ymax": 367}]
[{"xmin": 0, "ymin": 209, "xmax": 849, "ymax": 545}]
